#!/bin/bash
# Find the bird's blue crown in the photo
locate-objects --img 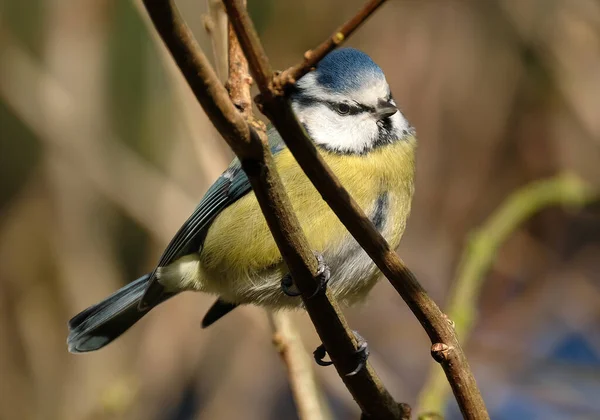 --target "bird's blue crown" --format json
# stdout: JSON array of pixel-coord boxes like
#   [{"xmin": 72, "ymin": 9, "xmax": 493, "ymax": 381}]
[{"xmin": 313, "ymin": 48, "xmax": 385, "ymax": 93}]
